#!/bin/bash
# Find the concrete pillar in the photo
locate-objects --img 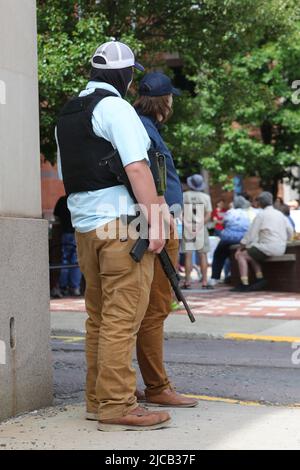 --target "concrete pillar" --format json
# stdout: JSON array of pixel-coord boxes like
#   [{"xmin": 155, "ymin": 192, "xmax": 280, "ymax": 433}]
[{"xmin": 0, "ymin": 0, "xmax": 52, "ymax": 421}]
